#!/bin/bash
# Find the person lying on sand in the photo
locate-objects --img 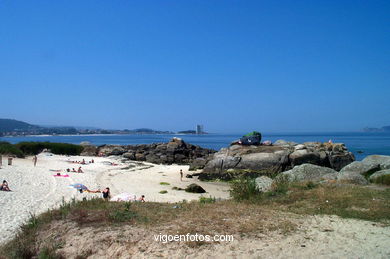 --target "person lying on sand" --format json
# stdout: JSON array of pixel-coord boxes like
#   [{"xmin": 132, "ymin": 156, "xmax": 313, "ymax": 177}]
[
  {"xmin": 72, "ymin": 168, "xmax": 76, "ymax": 172},
  {"xmin": 137, "ymin": 195, "xmax": 145, "ymax": 202},
  {"xmin": 0, "ymin": 180, "xmax": 11, "ymax": 191}
]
